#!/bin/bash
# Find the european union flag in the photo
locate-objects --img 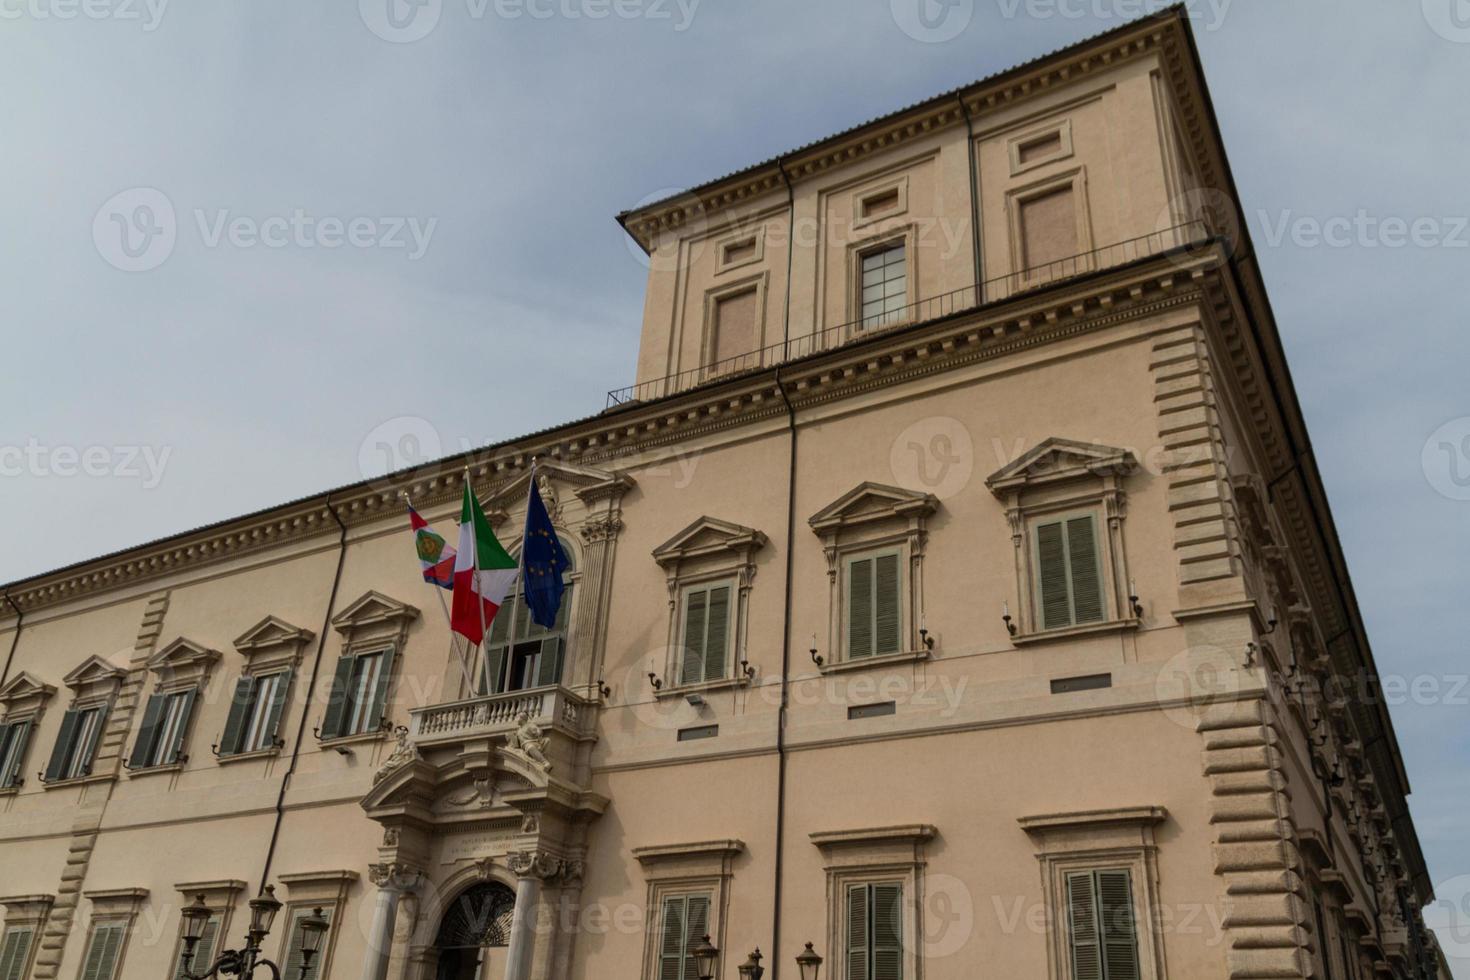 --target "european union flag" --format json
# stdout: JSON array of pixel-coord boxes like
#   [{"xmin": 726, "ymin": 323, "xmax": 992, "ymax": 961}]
[{"xmin": 522, "ymin": 477, "xmax": 568, "ymax": 629}]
